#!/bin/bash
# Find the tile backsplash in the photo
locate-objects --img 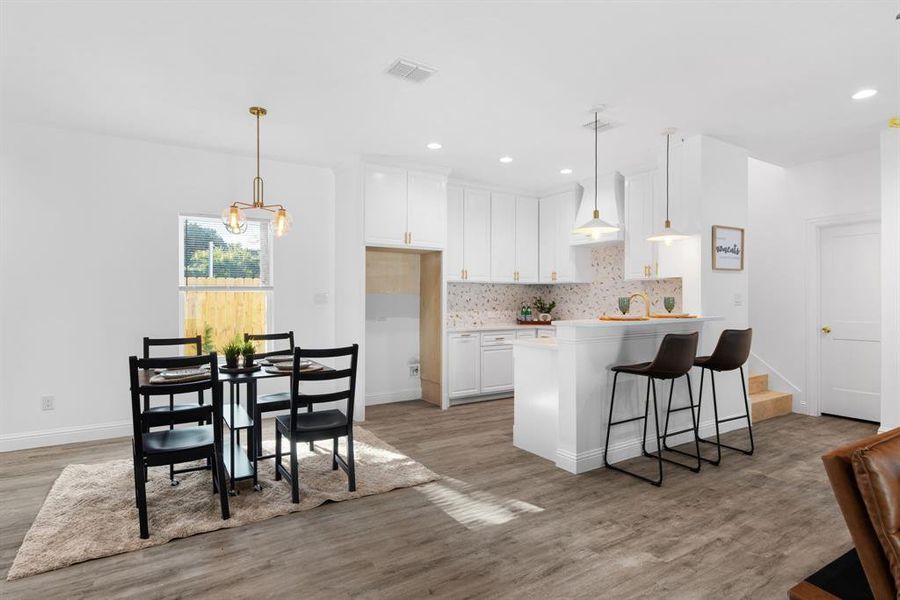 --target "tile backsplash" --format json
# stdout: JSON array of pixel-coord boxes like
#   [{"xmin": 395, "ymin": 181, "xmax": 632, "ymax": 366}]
[{"xmin": 446, "ymin": 245, "xmax": 682, "ymax": 329}]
